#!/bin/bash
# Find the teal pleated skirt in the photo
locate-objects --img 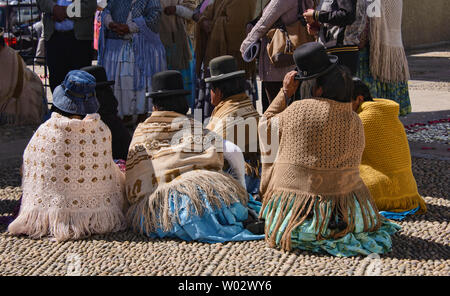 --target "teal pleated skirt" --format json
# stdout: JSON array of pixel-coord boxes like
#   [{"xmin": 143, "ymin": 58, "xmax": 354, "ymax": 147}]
[{"xmin": 262, "ymin": 194, "xmax": 401, "ymax": 257}]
